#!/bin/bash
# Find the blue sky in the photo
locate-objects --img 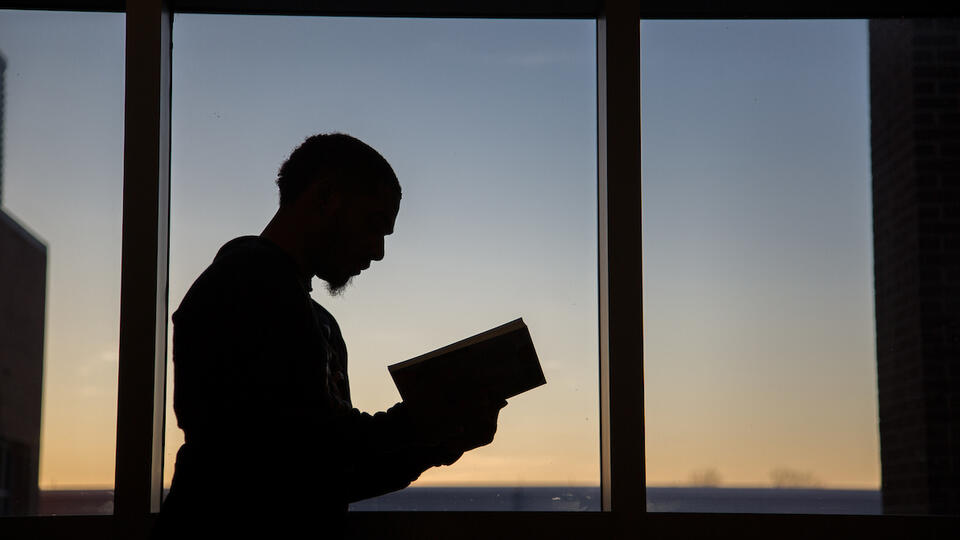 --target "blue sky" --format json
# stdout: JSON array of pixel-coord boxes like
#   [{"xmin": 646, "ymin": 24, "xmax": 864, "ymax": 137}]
[{"xmin": 641, "ymin": 20, "xmax": 876, "ymax": 486}]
